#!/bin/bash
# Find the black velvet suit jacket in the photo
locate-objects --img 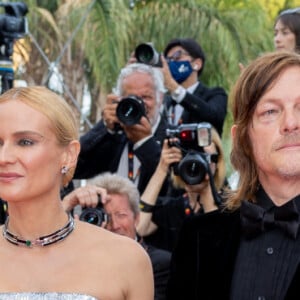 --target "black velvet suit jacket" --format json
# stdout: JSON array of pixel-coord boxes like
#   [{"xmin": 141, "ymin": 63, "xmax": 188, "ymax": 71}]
[
  {"xmin": 74, "ymin": 115, "xmax": 168, "ymax": 194},
  {"xmin": 141, "ymin": 240, "xmax": 171, "ymax": 300},
  {"xmin": 165, "ymin": 82, "xmax": 227, "ymax": 136},
  {"xmin": 166, "ymin": 209, "xmax": 300, "ymax": 300}
]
